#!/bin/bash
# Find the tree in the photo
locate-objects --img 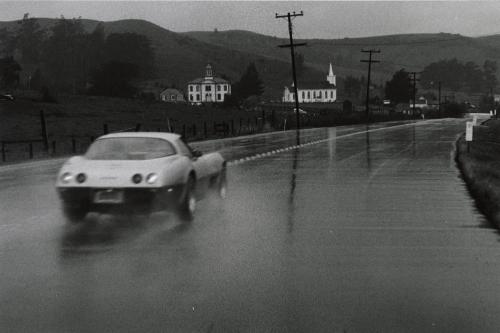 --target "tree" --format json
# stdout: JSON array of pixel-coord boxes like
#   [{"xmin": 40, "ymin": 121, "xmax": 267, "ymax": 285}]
[
  {"xmin": 385, "ymin": 69, "xmax": 411, "ymax": 104},
  {"xmin": 29, "ymin": 68, "xmax": 43, "ymax": 90},
  {"xmin": 483, "ymin": 60, "xmax": 497, "ymax": 91},
  {"xmin": 420, "ymin": 58, "xmax": 497, "ymax": 93},
  {"xmin": 88, "ymin": 61, "xmax": 139, "ymax": 97},
  {"xmin": 14, "ymin": 14, "xmax": 46, "ymax": 64},
  {"xmin": 0, "ymin": 56, "xmax": 22, "ymax": 89},
  {"xmin": 41, "ymin": 18, "xmax": 87, "ymax": 93},
  {"xmin": 236, "ymin": 62, "xmax": 264, "ymax": 99},
  {"xmin": 343, "ymin": 76, "xmax": 362, "ymax": 100},
  {"xmin": 104, "ymin": 33, "xmax": 154, "ymax": 77},
  {"xmin": 83, "ymin": 23, "xmax": 106, "ymax": 86}
]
